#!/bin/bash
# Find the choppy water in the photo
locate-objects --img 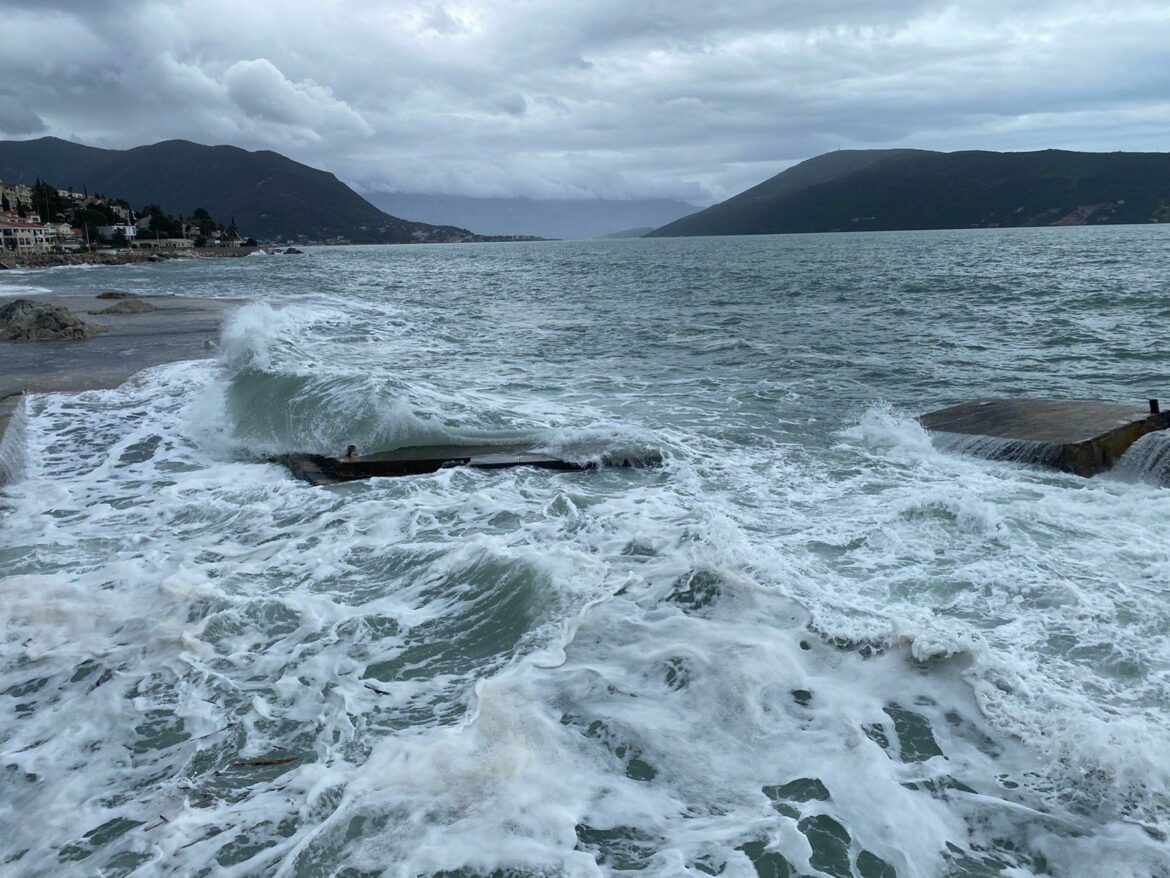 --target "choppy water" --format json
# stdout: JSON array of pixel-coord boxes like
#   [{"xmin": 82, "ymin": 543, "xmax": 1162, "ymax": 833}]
[{"xmin": 2, "ymin": 227, "xmax": 1170, "ymax": 878}]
